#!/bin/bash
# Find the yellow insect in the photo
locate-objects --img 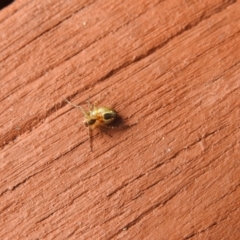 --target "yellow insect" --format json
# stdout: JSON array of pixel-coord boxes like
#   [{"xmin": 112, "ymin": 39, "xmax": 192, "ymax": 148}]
[{"xmin": 64, "ymin": 98, "xmax": 117, "ymax": 151}]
